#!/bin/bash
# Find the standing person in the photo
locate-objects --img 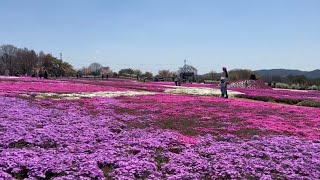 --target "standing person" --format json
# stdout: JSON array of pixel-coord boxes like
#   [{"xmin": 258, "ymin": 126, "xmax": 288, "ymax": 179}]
[
  {"xmin": 44, "ymin": 69, "xmax": 48, "ymax": 79},
  {"xmin": 221, "ymin": 67, "xmax": 229, "ymax": 98},
  {"xmin": 31, "ymin": 69, "xmax": 36, "ymax": 77},
  {"xmin": 174, "ymin": 75, "xmax": 178, "ymax": 86},
  {"xmin": 39, "ymin": 69, "xmax": 43, "ymax": 79}
]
